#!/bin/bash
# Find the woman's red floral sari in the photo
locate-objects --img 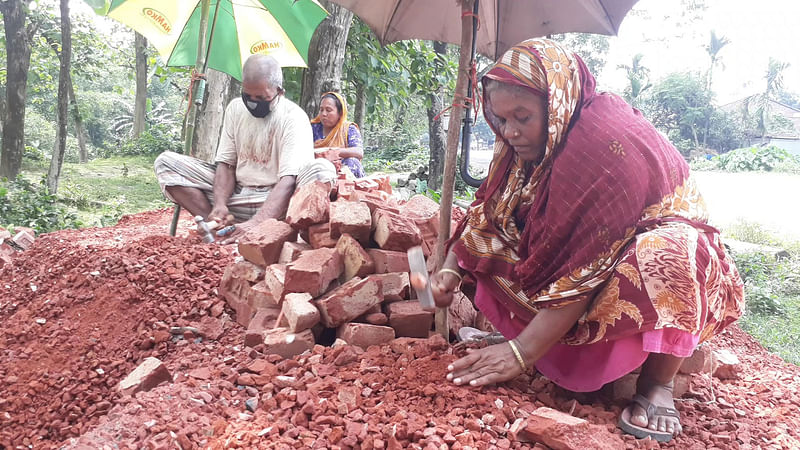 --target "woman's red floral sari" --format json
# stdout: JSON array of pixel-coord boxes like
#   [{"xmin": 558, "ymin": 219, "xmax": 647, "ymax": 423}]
[{"xmin": 450, "ymin": 39, "xmax": 744, "ymax": 348}]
